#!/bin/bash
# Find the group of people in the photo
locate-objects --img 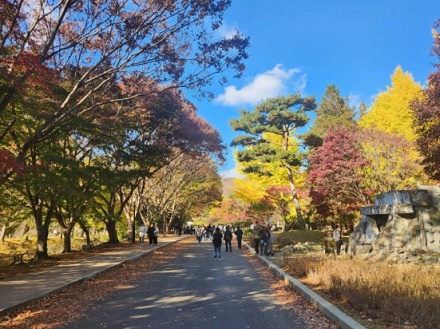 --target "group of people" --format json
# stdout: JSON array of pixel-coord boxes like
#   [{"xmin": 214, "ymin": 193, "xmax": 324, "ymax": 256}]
[
  {"xmin": 251, "ymin": 221, "xmax": 277, "ymax": 256},
  {"xmin": 138, "ymin": 223, "xmax": 159, "ymax": 246},
  {"xmin": 190, "ymin": 222, "xmax": 277, "ymax": 260},
  {"xmin": 195, "ymin": 224, "xmax": 215, "ymax": 242},
  {"xmin": 211, "ymin": 225, "xmax": 244, "ymax": 260},
  {"xmin": 139, "ymin": 221, "xmax": 345, "ymax": 260}
]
